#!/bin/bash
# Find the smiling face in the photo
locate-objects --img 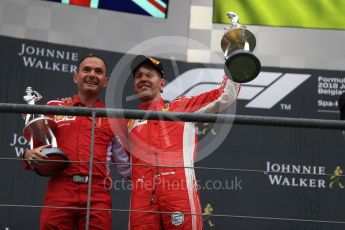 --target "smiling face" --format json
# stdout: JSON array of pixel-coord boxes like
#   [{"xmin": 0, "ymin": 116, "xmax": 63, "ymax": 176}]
[
  {"xmin": 73, "ymin": 56, "xmax": 109, "ymax": 98},
  {"xmin": 134, "ymin": 63, "xmax": 165, "ymax": 103}
]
